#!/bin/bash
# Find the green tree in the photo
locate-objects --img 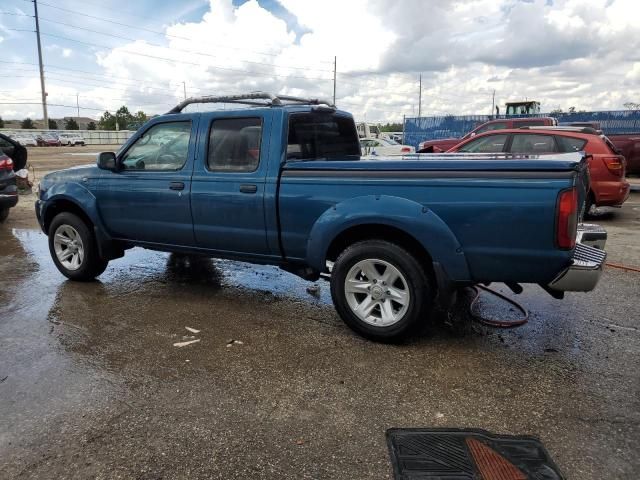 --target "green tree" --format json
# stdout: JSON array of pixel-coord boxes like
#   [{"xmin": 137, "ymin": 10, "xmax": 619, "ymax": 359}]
[
  {"xmin": 21, "ymin": 118, "xmax": 35, "ymax": 129},
  {"xmin": 48, "ymin": 119, "xmax": 58, "ymax": 129},
  {"xmin": 0, "ymin": 116, "xmax": 4, "ymax": 128},
  {"xmin": 380, "ymin": 122, "xmax": 403, "ymax": 132},
  {"xmin": 99, "ymin": 111, "xmax": 116, "ymax": 130},
  {"xmin": 623, "ymin": 102, "xmax": 640, "ymax": 110},
  {"xmin": 65, "ymin": 118, "xmax": 79, "ymax": 130},
  {"xmin": 87, "ymin": 121, "xmax": 96, "ymax": 130},
  {"xmin": 99, "ymin": 106, "xmax": 148, "ymax": 130}
]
